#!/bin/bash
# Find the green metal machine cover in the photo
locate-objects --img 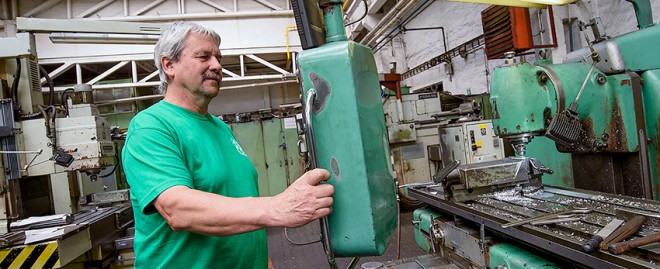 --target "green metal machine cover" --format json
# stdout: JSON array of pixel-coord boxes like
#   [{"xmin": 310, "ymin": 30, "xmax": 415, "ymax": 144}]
[{"xmin": 298, "ymin": 40, "xmax": 397, "ymax": 257}]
